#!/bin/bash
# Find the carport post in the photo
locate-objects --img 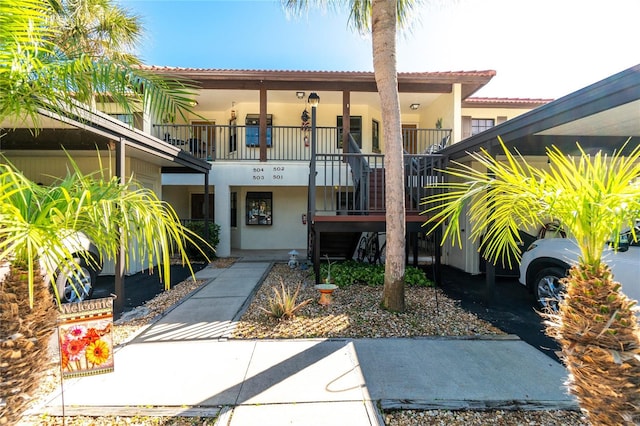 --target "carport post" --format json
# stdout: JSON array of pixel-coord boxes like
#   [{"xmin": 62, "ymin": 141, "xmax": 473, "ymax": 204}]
[
  {"xmin": 203, "ymin": 172, "xmax": 210, "ymax": 241},
  {"xmin": 484, "ymin": 140, "xmax": 497, "ymax": 306},
  {"xmin": 114, "ymin": 137, "xmax": 126, "ymax": 317}
]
